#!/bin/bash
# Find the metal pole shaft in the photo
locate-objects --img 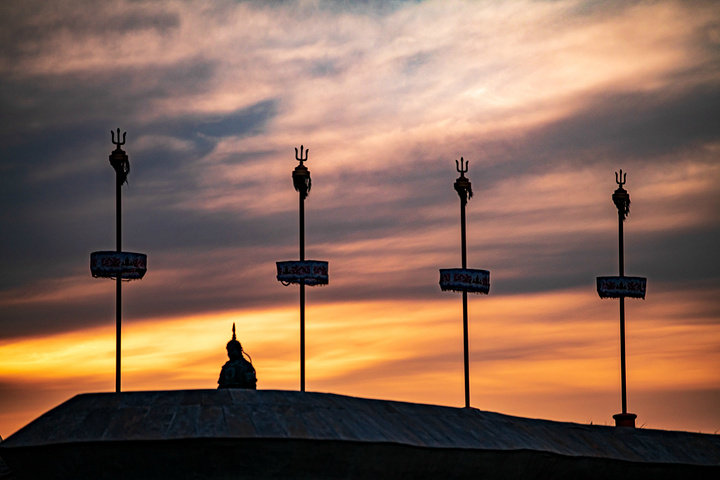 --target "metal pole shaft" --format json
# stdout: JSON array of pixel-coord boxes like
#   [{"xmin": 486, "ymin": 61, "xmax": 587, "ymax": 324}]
[
  {"xmin": 463, "ymin": 291, "xmax": 469, "ymax": 408},
  {"xmin": 619, "ymin": 297, "xmax": 627, "ymax": 414},
  {"xmin": 299, "ymin": 191, "xmax": 305, "ymax": 392},
  {"xmin": 618, "ymin": 211, "xmax": 626, "ymax": 414},
  {"xmin": 618, "ymin": 213, "xmax": 625, "ymax": 277},
  {"xmin": 461, "ymin": 201, "xmax": 467, "ymax": 270},
  {"xmin": 461, "ymin": 200, "xmax": 470, "ymax": 408},
  {"xmin": 116, "ymin": 176, "xmax": 122, "ymax": 393}
]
